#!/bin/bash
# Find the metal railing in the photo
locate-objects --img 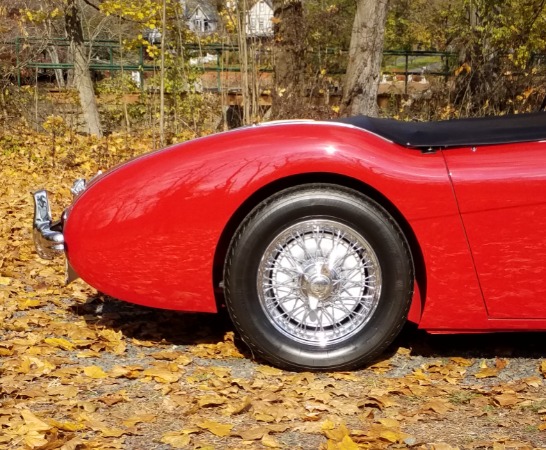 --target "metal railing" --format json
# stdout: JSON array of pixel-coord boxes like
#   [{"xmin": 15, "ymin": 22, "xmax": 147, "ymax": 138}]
[{"xmin": 4, "ymin": 37, "xmax": 458, "ymax": 91}]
